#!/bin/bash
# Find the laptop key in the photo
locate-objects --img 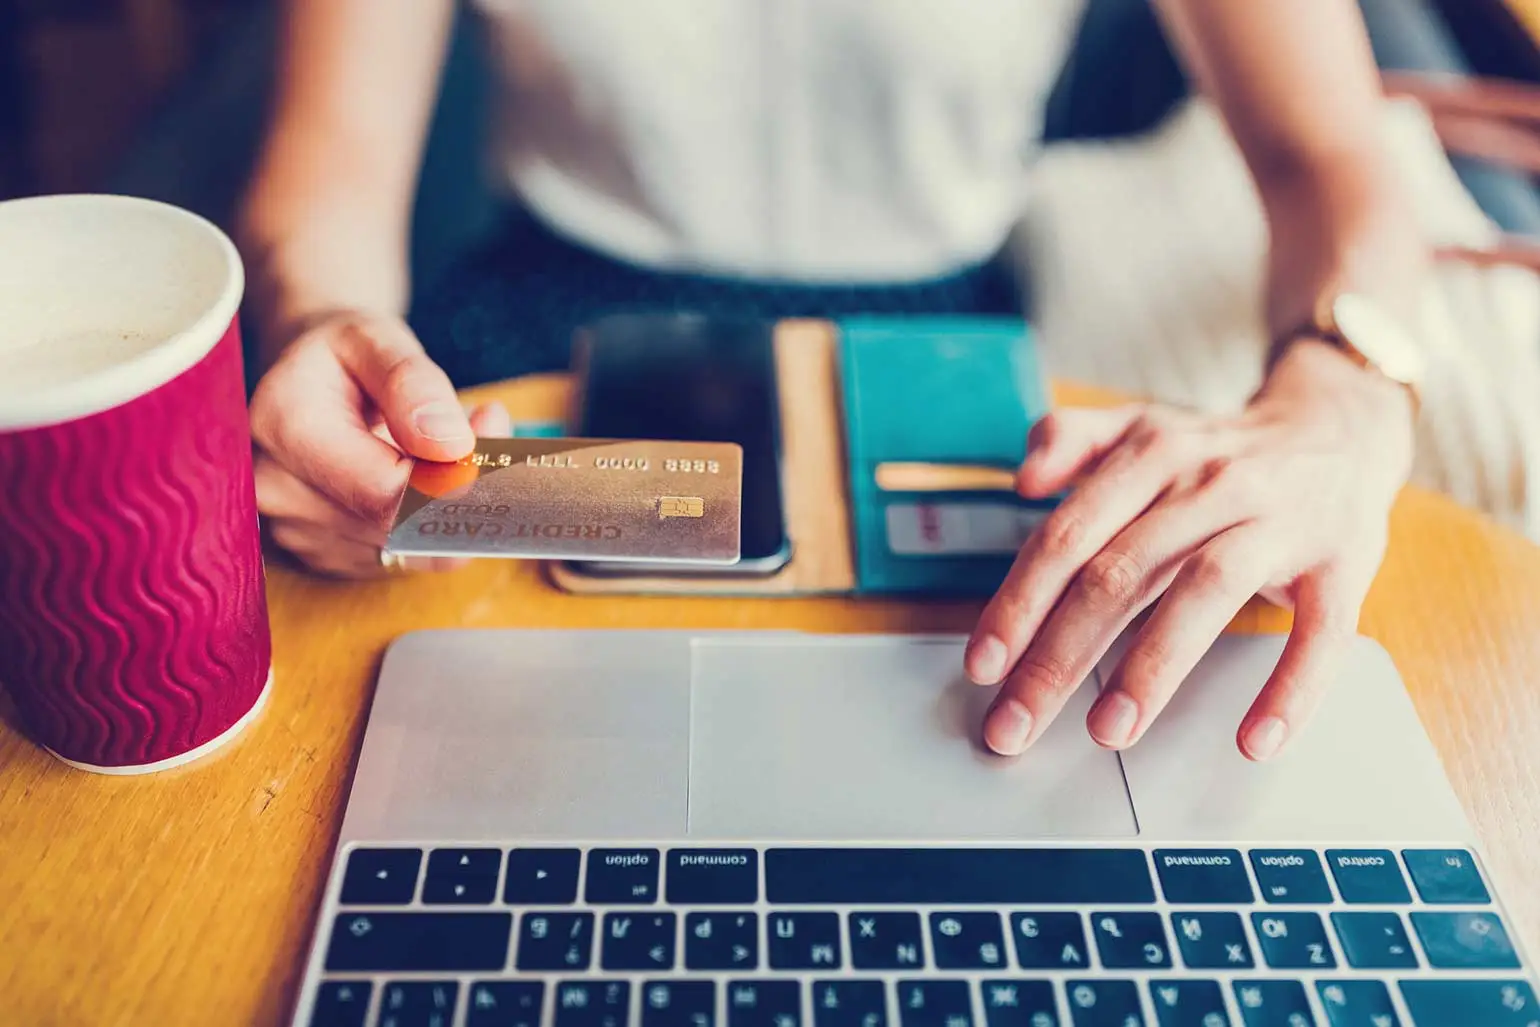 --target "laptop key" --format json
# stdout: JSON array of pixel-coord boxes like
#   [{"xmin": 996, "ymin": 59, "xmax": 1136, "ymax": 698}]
[
  {"xmin": 1231, "ymin": 980, "xmax": 1314, "ymax": 1027},
  {"xmin": 378, "ymin": 981, "xmax": 459, "ymax": 1027},
  {"xmin": 1248, "ymin": 850, "xmax": 1333, "ymax": 905},
  {"xmin": 1330, "ymin": 912, "xmax": 1416, "ymax": 969},
  {"xmin": 668, "ymin": 849, "xmax": 758, "ymax": 904},
  {"xmin": 1315, "ymin": 980, "xmax": 1400, "ymax": 1027},
  {"xmin": 727, "ymin": 979, "xmax": 802, "ymax": 1027},
  {"xmin": 423, "ymin": 848, "xmax": 500, "ymax": 905},
  {"xmin": 324, "ymin": 912, "xmax": 511, "ymax": 972},
  {"xmin": 850, "ymin": 911, "xmax": 926, "ymax": 969},
  {"xmin": 930, "ymin": 911, "xmax": 1008, "ymax": 970},
  {"xmin": 307, "ymin": 981, "xmax": 372, "ymax": 1027},
  {"xmin": 1324, "ymin": 850, "xmax": 1410, "ymax": 904},
  {"xmin": 601, "ymin": 911, "xmax": 676, "ymax": 970},
  {"xmin": 1399, "ymin": 979, "xmax": 1539, "ymax": 1027},
  {"xmin": 517, "ymin": 911, "xmax": 595, "ymax": 971},
  {"xmin": 504, "ymin": 848, "xmax": 581, "ymax": 905},
  {"xmin": 466, "ymin": 981, "xmax": 544, "ymax": 1027},
  {"xmin": 686, "ymin": 911, "xmax": 759, "ymax": 970},
  {"xmin": 1251, "ymin": 912, "xmax": 1335, "ymax": 970},
  {"xmin": 1011, "ymin": 912, "xmax": 1090, "ymax": 970},
  {"xmin": 1154, "ymin": 849, "xmax": 1253, "ymax": 903},
  {"xmin": 897, "ymin": 980, "xmax": 974, "ymax": 1027},
  {"xmin": 765, "ymin": 848, "xmax": 1155, "ymax": 904},
  {"xmin": 554, "ymin": 980, "xmax": 630, "ymax": 1027},
  {"xmin": 339, "ymin": 847, "xmax": 420, "ymax": 905},
  {"xmin": 1410, "ymin": 911, "xmax": 1521, "ymax": 969},
  {"xmin": 1091, "ymin": 911, "xmax": 1171, "ymax": 969},
  {"xmin": 769, "ymin": 911, "xmax": 843, "ymax": 969},
  {"xmin": 1065, "ymin": 979, "xmax": 1146, "ymax": 1027},
  {"xmin": 1171, "ymin": 911, "xmax": 1253, "ymax": 969},
  {"xmin": 979, "ymin": 980, "xmax": 1059, "ymax": 1027},
  {"xmin": 1401, "ymin": 849, "xmax": 1490, "ymax": 904},
  {"xmin": 813, "ymin": 980, "xmax": 888, "ymax": 1027},
  {"xmin": 643, "ymin": 980, "xmax": 716, "ymax": 1027},
  {"xmin": 1148, "ymin": 979, "xmax": 1229, "ymax": 1027},
  {"xmin": 586, "ymin": 848, "xmax": 661, "ymax": 904}
]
